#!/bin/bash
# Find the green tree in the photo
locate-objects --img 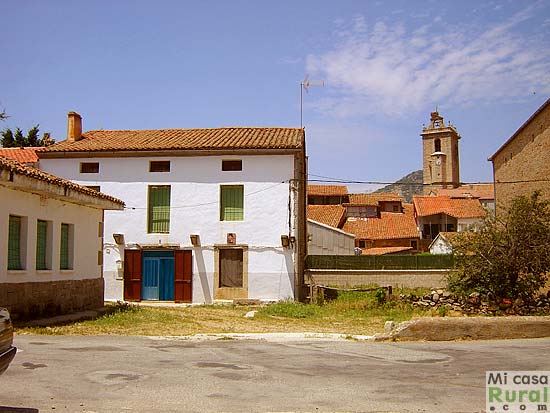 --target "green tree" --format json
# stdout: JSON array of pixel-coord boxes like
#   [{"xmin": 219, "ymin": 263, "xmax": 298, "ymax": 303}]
[
  {"xmin": 448, "ymin": 192, "xmax": 550, "ymax": 300},
  {"xmin": 0, "ymin": 110, "xmax": 6, "ymax": 121},
  {"xmin": 1, "ymin": 125, "xmax": 54, "ymax": 147},
  {"xmin": 1, "ymin": 128, "xmax": 15, "ymax": 147}
]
